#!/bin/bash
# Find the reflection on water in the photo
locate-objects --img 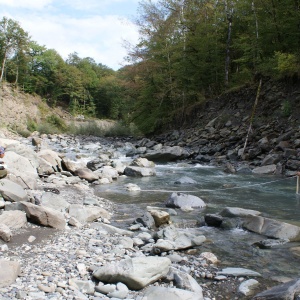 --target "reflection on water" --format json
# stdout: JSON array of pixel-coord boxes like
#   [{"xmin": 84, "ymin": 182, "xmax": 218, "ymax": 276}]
[{"xmin": 94, "ymin": 162, "xmax": 300, "ymax": 279}]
